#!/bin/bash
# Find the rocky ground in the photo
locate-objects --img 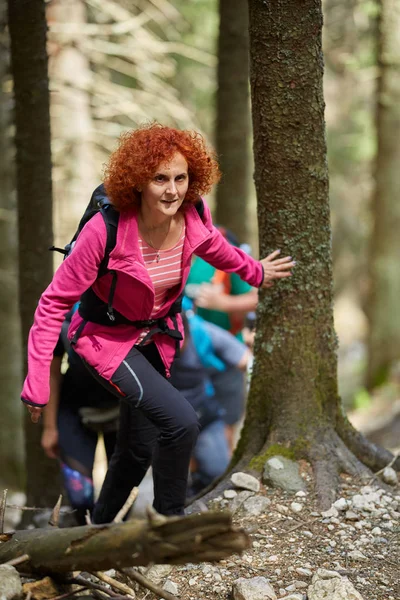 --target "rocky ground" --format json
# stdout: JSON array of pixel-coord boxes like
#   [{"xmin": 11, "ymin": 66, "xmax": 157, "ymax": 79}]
[
  {"xmin": 2, "ymin": 459, "xmax": 399, "ymax": 600},
  {"xmin": 139, "ymin": 463, "xmax": 399, "ymax": 600}
]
